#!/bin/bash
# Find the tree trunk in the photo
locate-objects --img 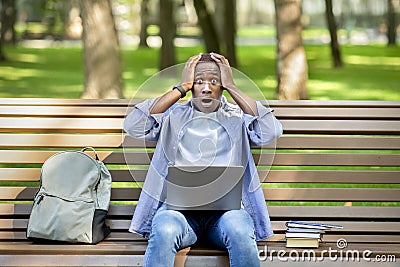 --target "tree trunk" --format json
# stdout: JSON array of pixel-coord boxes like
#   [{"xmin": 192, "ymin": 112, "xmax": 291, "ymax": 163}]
[
  {"xmin": 193, "ymin": 0, "xmax": 220, "ymax": 53},
  {"xmin": 325, "ymin": 0, "xmax": 343, "ymax": 68},
  {"xmin": 0, "ymin": 39, "xmax": 5, "ymax": 61},
  {"xmin": 159, "ymin": 0, "xmax": 176, "ymax": 70},
  {"xmin": 80, "ymin": 0, "xmax": 124, "ymax": 99},
  {"xmin": 274, "ymin": 0, "xmax": 308, "ymax": 100},
  {"xmin": 139, "ymin": 0, "xmax": 149, "ymax": 47},
  {"xmin": 223, "ymin": 0, "xmax": 237, "ymax": 67},
  {"xmin": 387, "ymin": 0, "xmax": 397, "ymax": 46},
  {"xmin": 1, "ymin": 0, "xmax": 16, "ymax": 44}
]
